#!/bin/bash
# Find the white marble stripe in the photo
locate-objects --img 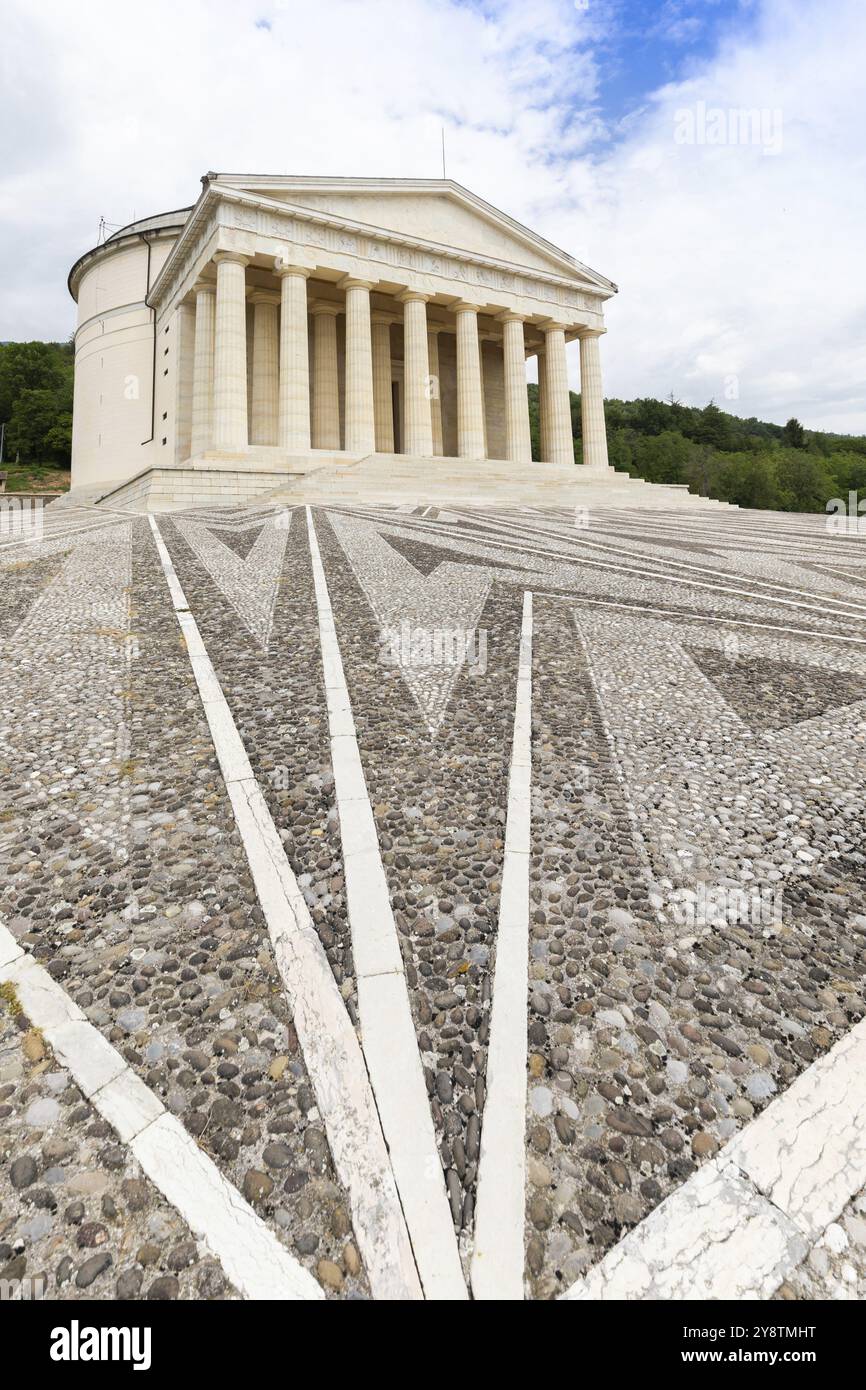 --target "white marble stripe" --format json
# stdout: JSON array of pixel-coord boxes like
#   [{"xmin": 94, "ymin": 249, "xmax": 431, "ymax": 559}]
[
  {"xmin": 305, "ymin": 506, "xmax": 468, "ymax": 1301},
  {"xmin": 0, "ymin": 921, "xmax": 322, "ymax": 1302},
  {"xmin": 442, "ymin": 508, "xmax": 866, "ymax": 622},
  {"xmin": 470, "ymin": 590, "xmax": 533, "ymax": 1301},
  {"xmin": 148, "ymin": 515, "xmax": 422, "ymax": 1302},
  {"xmin": 559, "ymin": 594, "xmax": 866, "ymax": 645},
  {"xmin": 561, "ymin": 1016, "xmax": 866, "ymax": 1300}
]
